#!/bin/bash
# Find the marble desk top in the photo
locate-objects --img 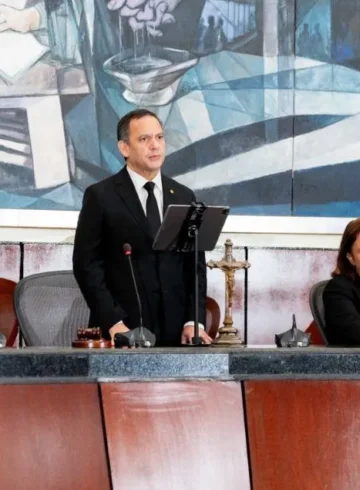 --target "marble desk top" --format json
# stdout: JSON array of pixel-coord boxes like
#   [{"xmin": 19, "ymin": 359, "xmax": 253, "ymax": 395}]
[{"xmin": 0, "ymin": 346, "xmax": 360, "ymax": 383}]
